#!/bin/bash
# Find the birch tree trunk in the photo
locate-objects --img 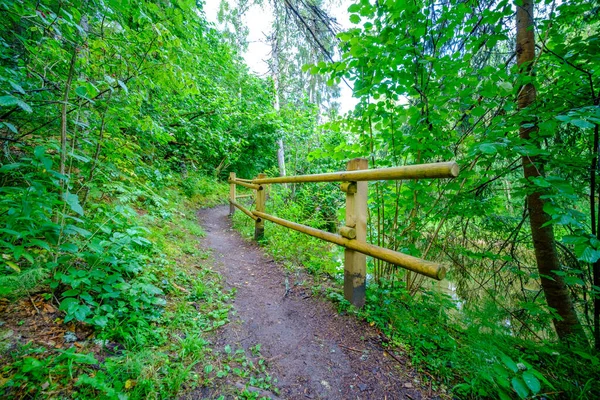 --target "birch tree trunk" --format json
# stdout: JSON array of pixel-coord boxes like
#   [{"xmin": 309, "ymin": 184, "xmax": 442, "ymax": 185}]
[{"xmin": 271, "ymin": 33, "xmax": 286, "ymax": 177}]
